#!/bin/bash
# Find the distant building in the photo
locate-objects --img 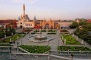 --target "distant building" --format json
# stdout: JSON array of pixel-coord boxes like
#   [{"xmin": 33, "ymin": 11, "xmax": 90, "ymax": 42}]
[
  {"xmin": 17, "ymin": 4, "xmax": 72, "ymax": 29},
  {"xmin": 0, "ymin": 20, "xmax": 17, "ymax": 28},
  {"xmin": 17, "ymin": 4, "xmax": 35, "ymax": 28},
  {"xmin": 87, "ymin": 19, "xmax": 91, "ymax": 23}
]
